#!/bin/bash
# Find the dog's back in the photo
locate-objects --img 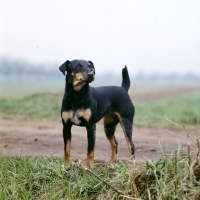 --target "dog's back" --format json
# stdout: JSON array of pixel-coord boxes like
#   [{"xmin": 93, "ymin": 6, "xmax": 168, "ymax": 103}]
[
  {"xmin": 89, "ymin": 86, "xmax": 134, "ymax": 123},
  {"xmin": 89, "ymin": 66, "xmax": 133, "ymax": 123}
]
